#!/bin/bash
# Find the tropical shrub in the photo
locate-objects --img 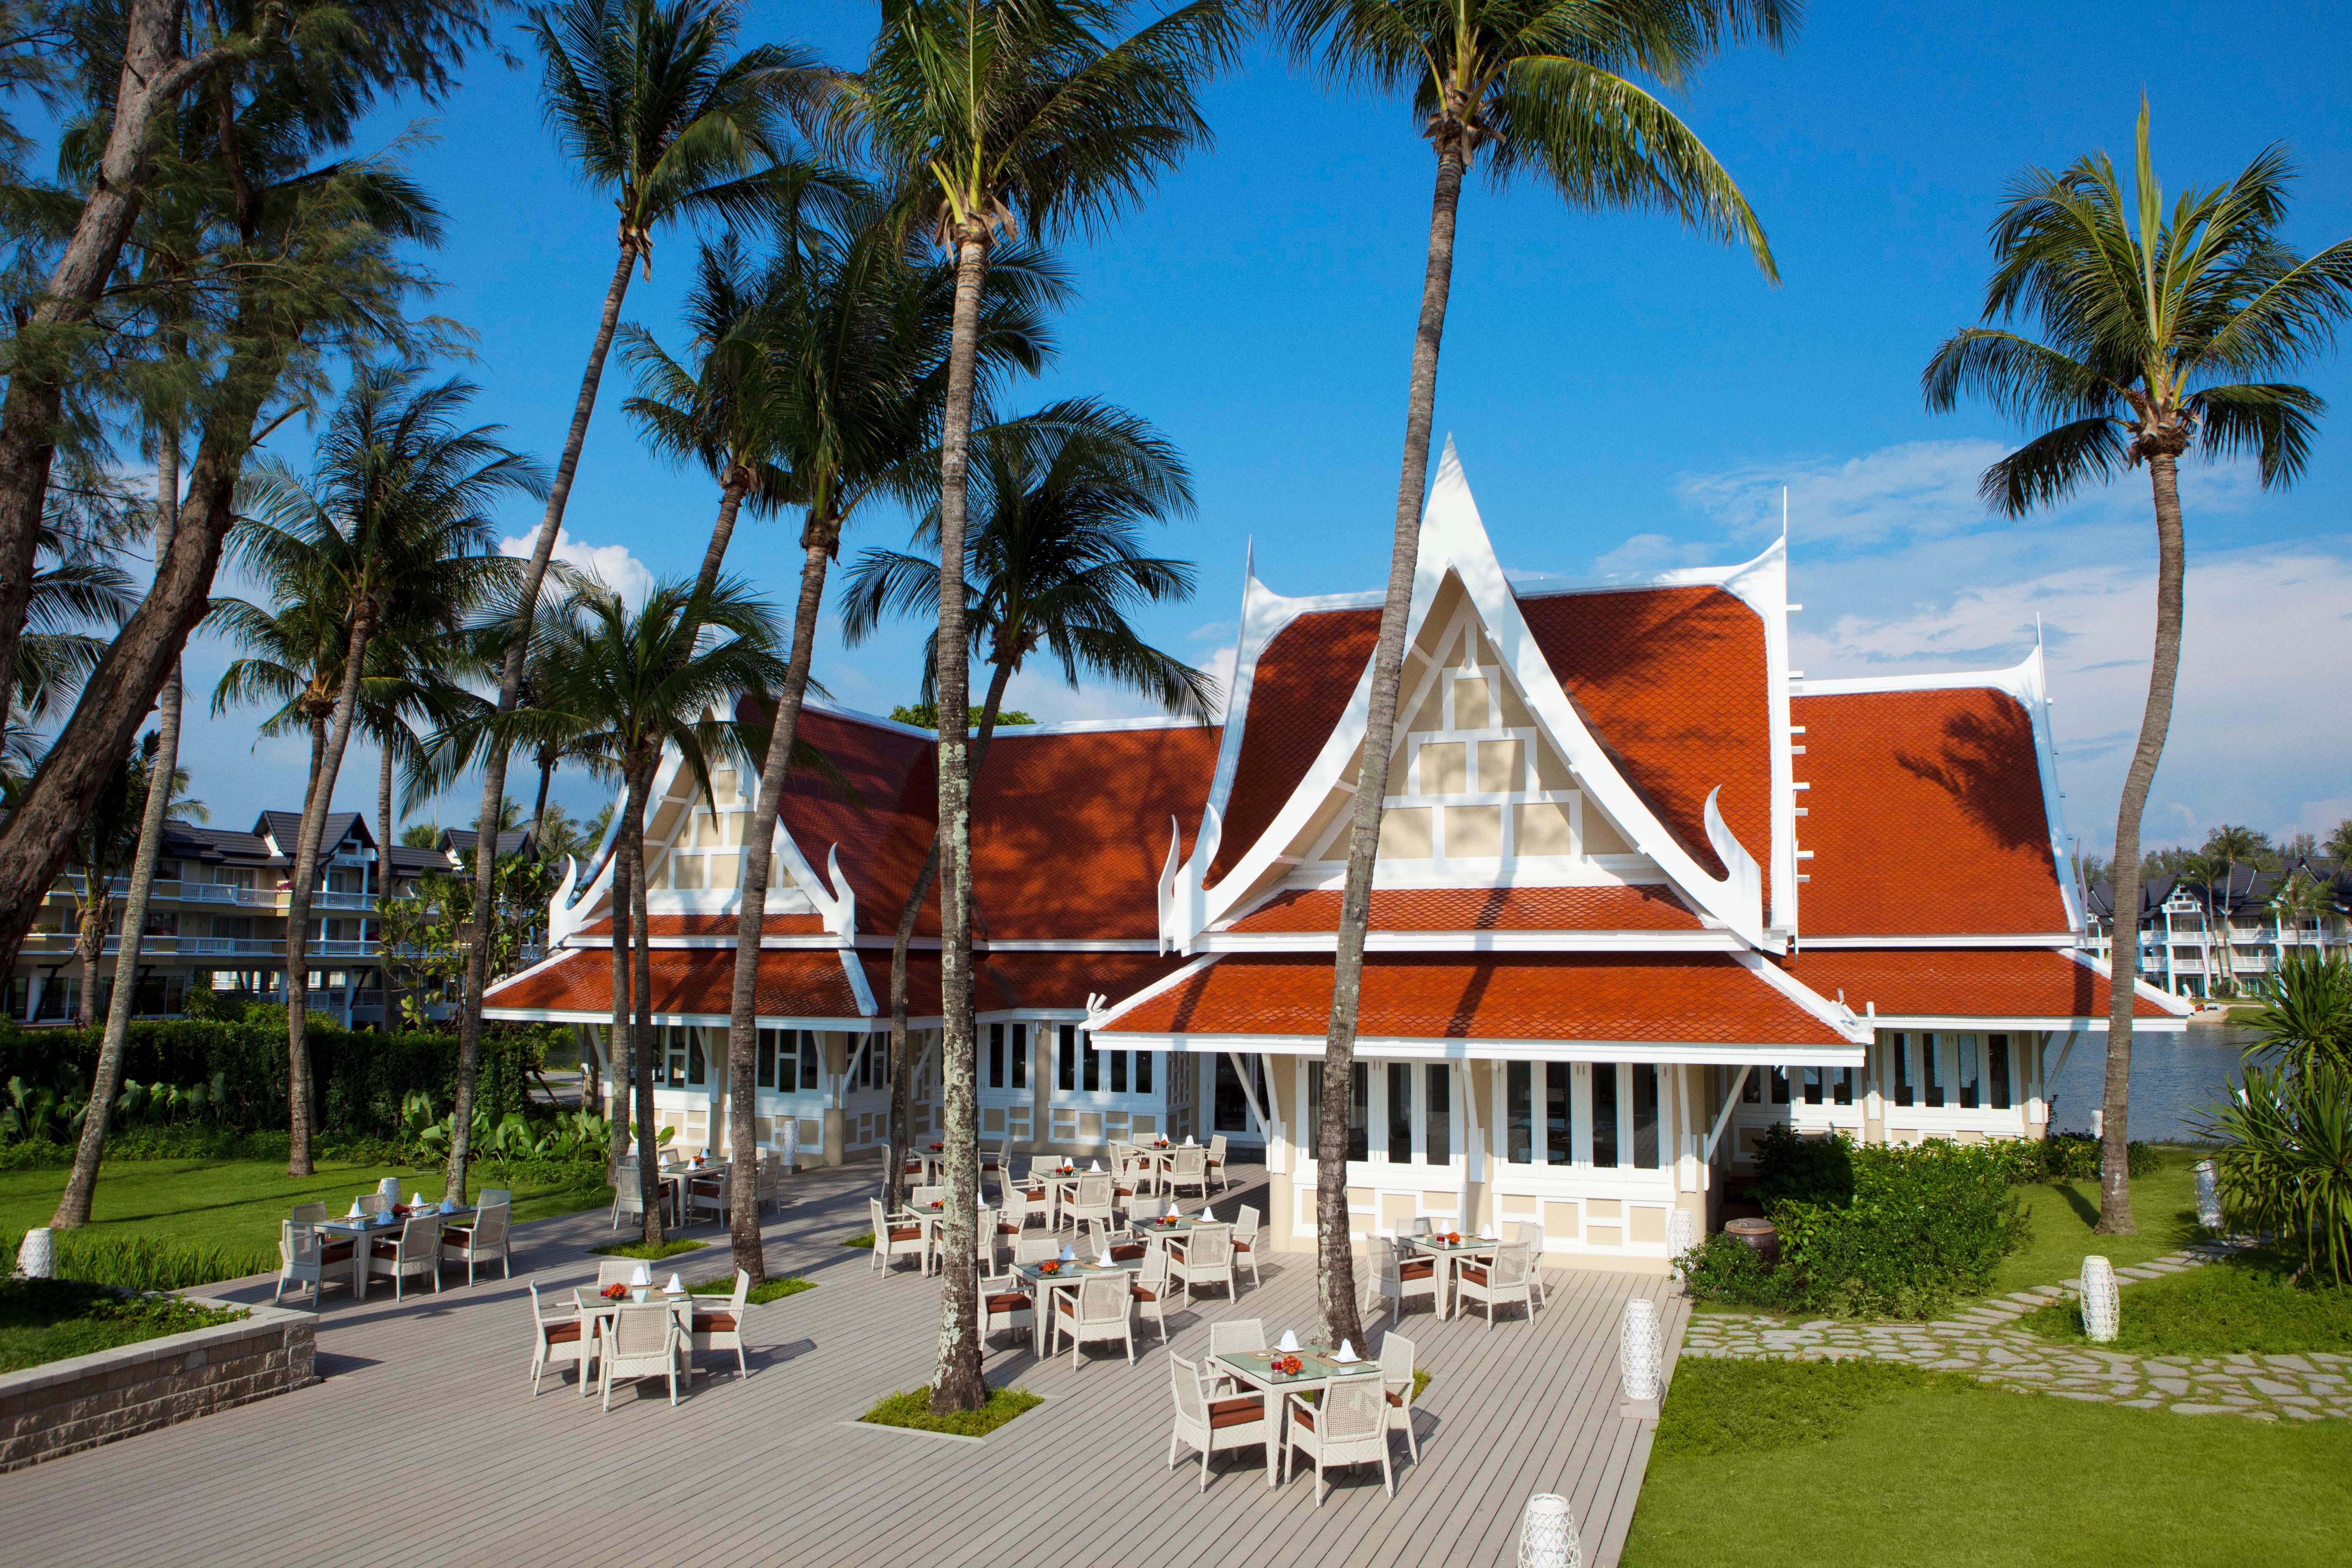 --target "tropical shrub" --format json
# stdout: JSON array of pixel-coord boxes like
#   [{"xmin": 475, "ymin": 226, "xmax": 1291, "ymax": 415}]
[
  {"xmin": 2035, "ymin": 1132, "xmax": 2159, "ymax": 1182},
  {"xmin": 2198, "ymin": 1064, "xmax": 2352, "ymax": 1287},
  {"xmin": 0, "ymin": 1228, "xmax": 276, "ymax": 1293},
  {"xmin": 1681, "ymin": 1127, "xmax": 2031, "ymax": 1318},
  {"xmin": 2244, "ymin": 953, "xmax": 2352, "ymax": 1075}
]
